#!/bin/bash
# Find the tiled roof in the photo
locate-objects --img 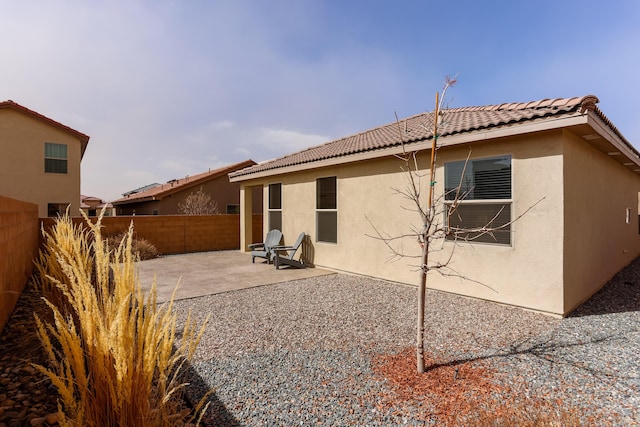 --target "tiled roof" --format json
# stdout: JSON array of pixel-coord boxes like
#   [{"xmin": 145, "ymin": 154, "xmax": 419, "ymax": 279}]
[
  {"xmin": 112, "ymin": 159, "xmax": 256, "ymax": 204},
  {"xmin": 81, "ymin": 195, "xmax": 112, "ymax": 209},
  {"xmin": 0, "ymin": 100, "xmax": 91, "ymax": 157},
  {"xmin": 230, "ymin": 95, "xmax": 630, "ymax": 179}
]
